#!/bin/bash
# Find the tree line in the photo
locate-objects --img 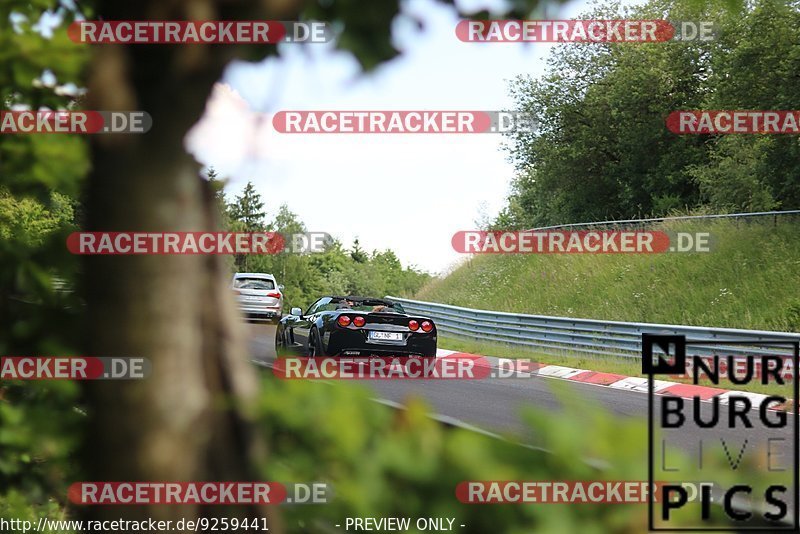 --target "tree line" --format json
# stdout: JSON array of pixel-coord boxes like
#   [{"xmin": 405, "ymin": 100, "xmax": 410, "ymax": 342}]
[
  {"xmin": 495, "ymin": 0, "xmax": 800, "ymax": 229},
  {"xmin": 208, "ymin": 170, "xmax": 431, "ymax": 311}
]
